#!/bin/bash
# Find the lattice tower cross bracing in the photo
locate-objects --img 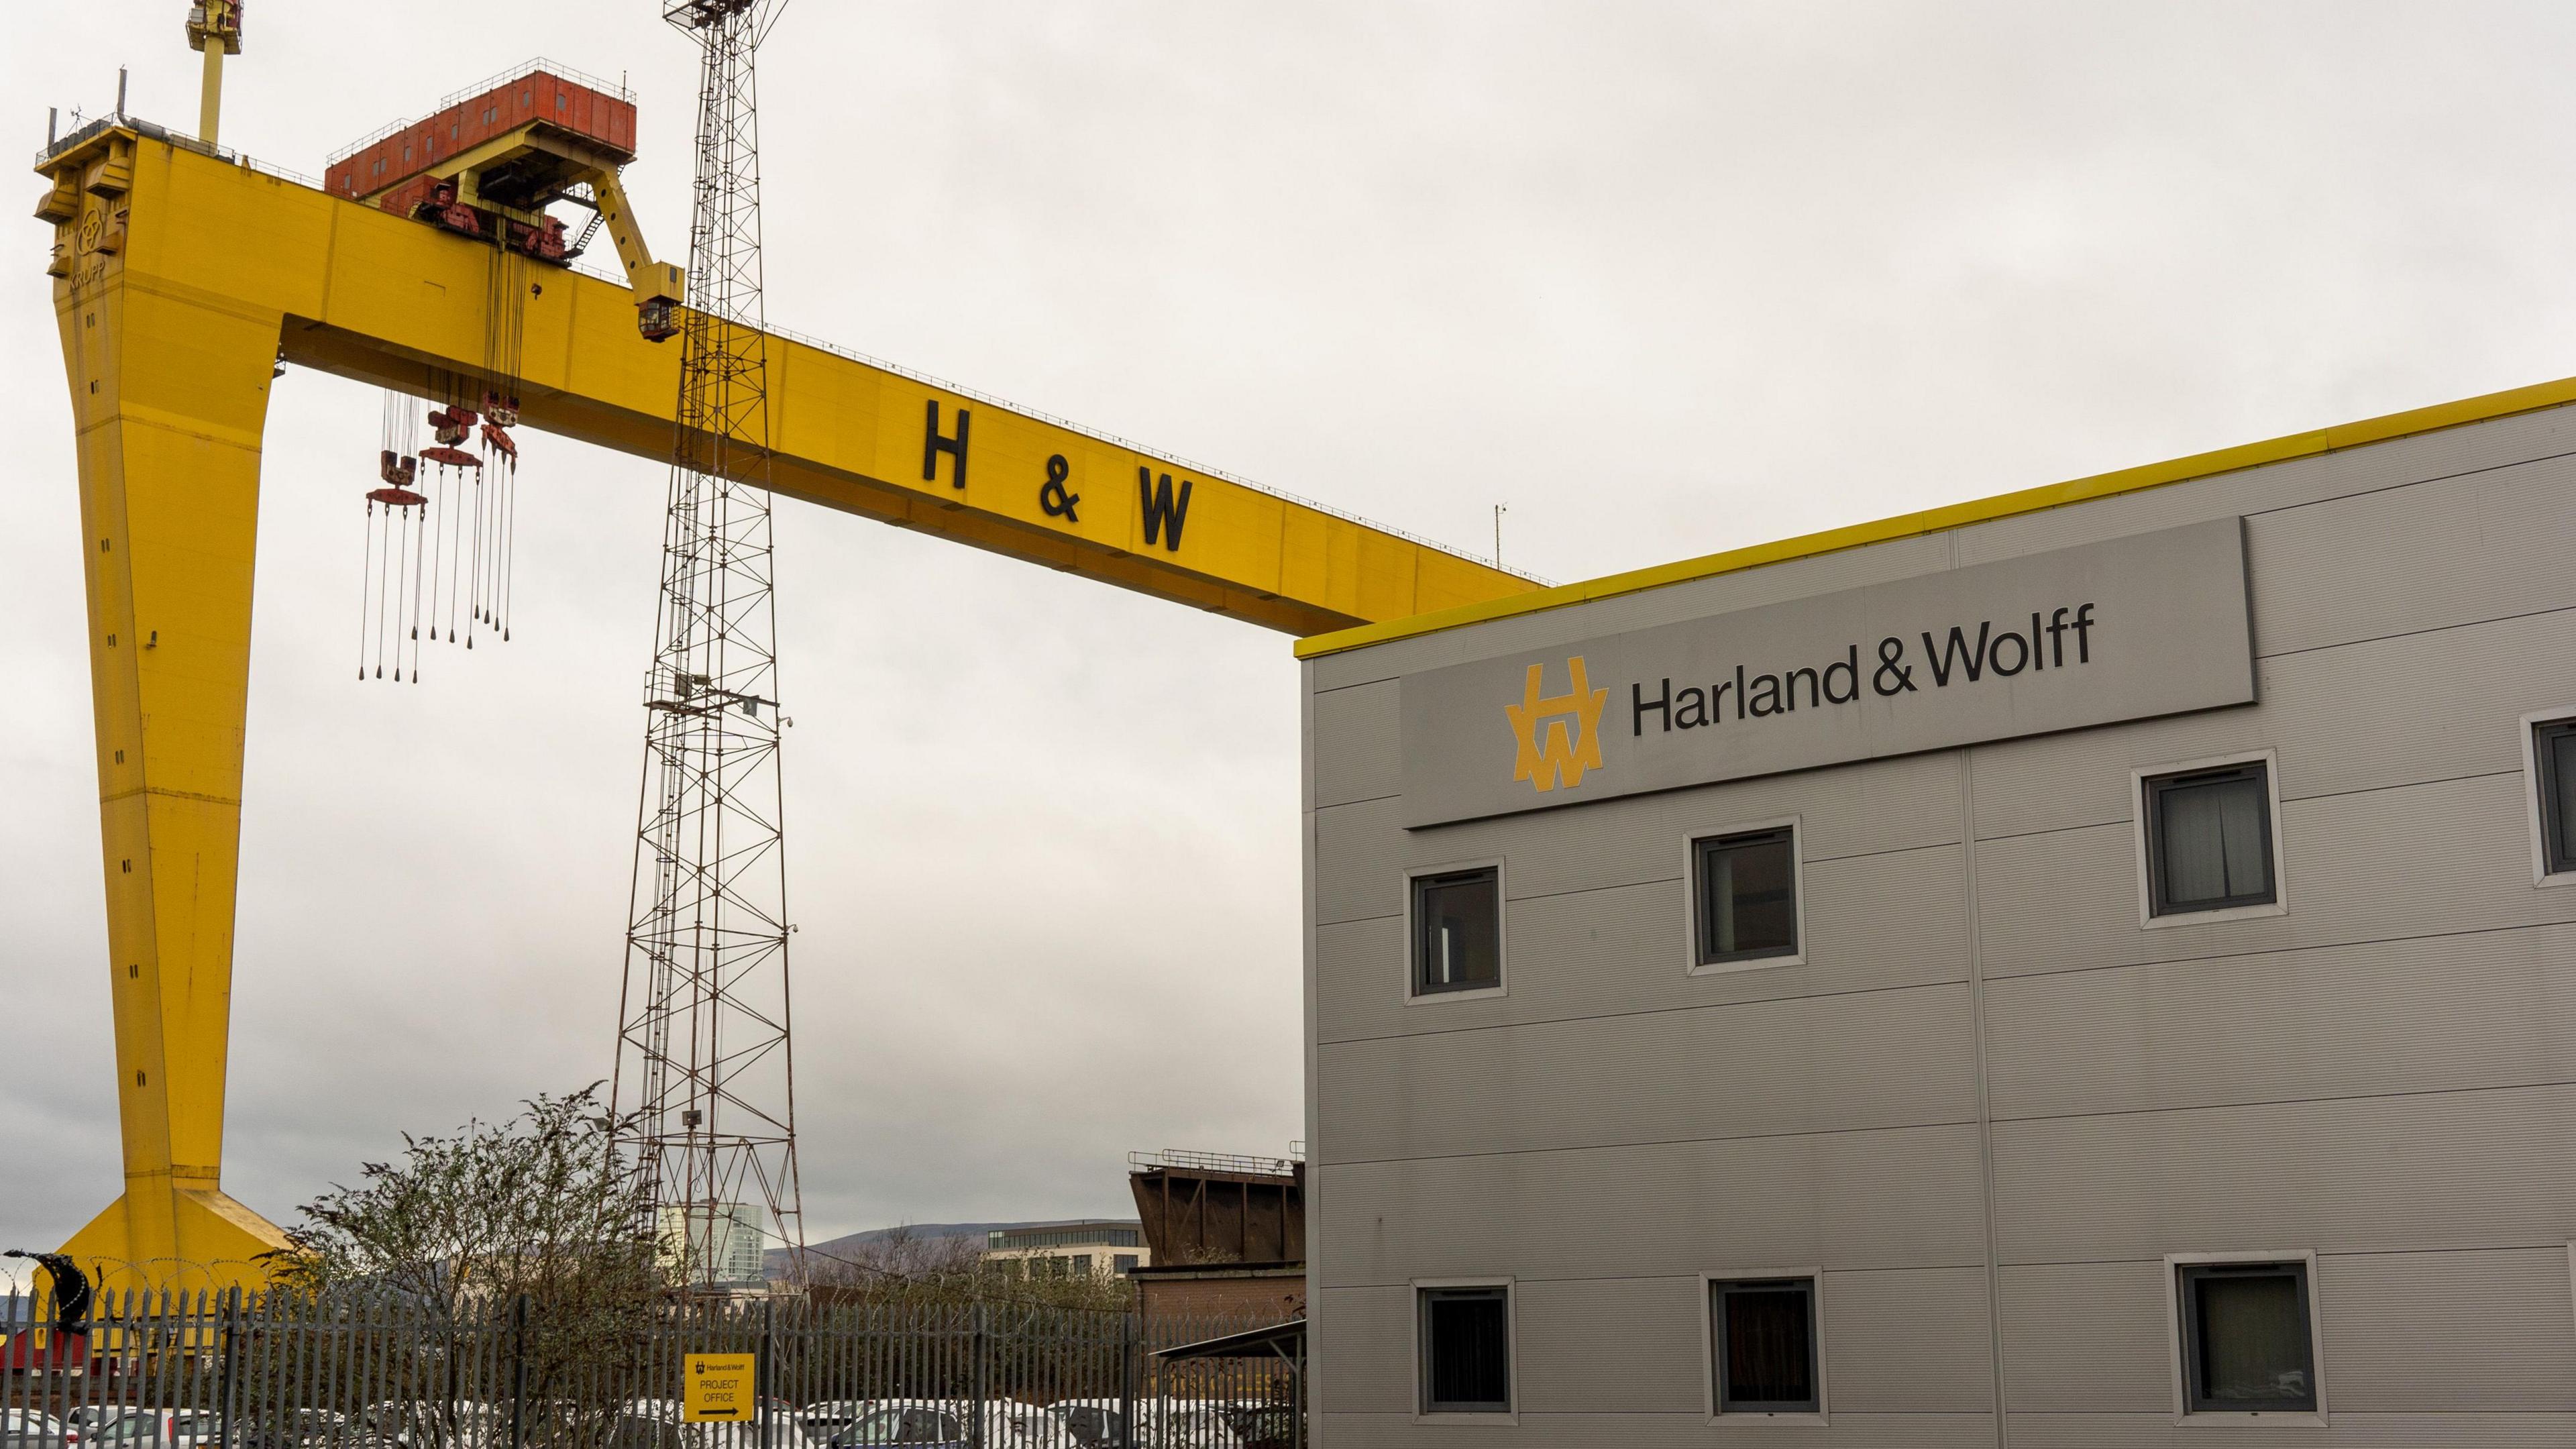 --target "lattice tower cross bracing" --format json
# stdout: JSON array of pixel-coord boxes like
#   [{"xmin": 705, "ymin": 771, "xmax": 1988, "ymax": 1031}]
[{"xmin": 612, "ymin": 0, "xmax": 804, "ymax": 1288}]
